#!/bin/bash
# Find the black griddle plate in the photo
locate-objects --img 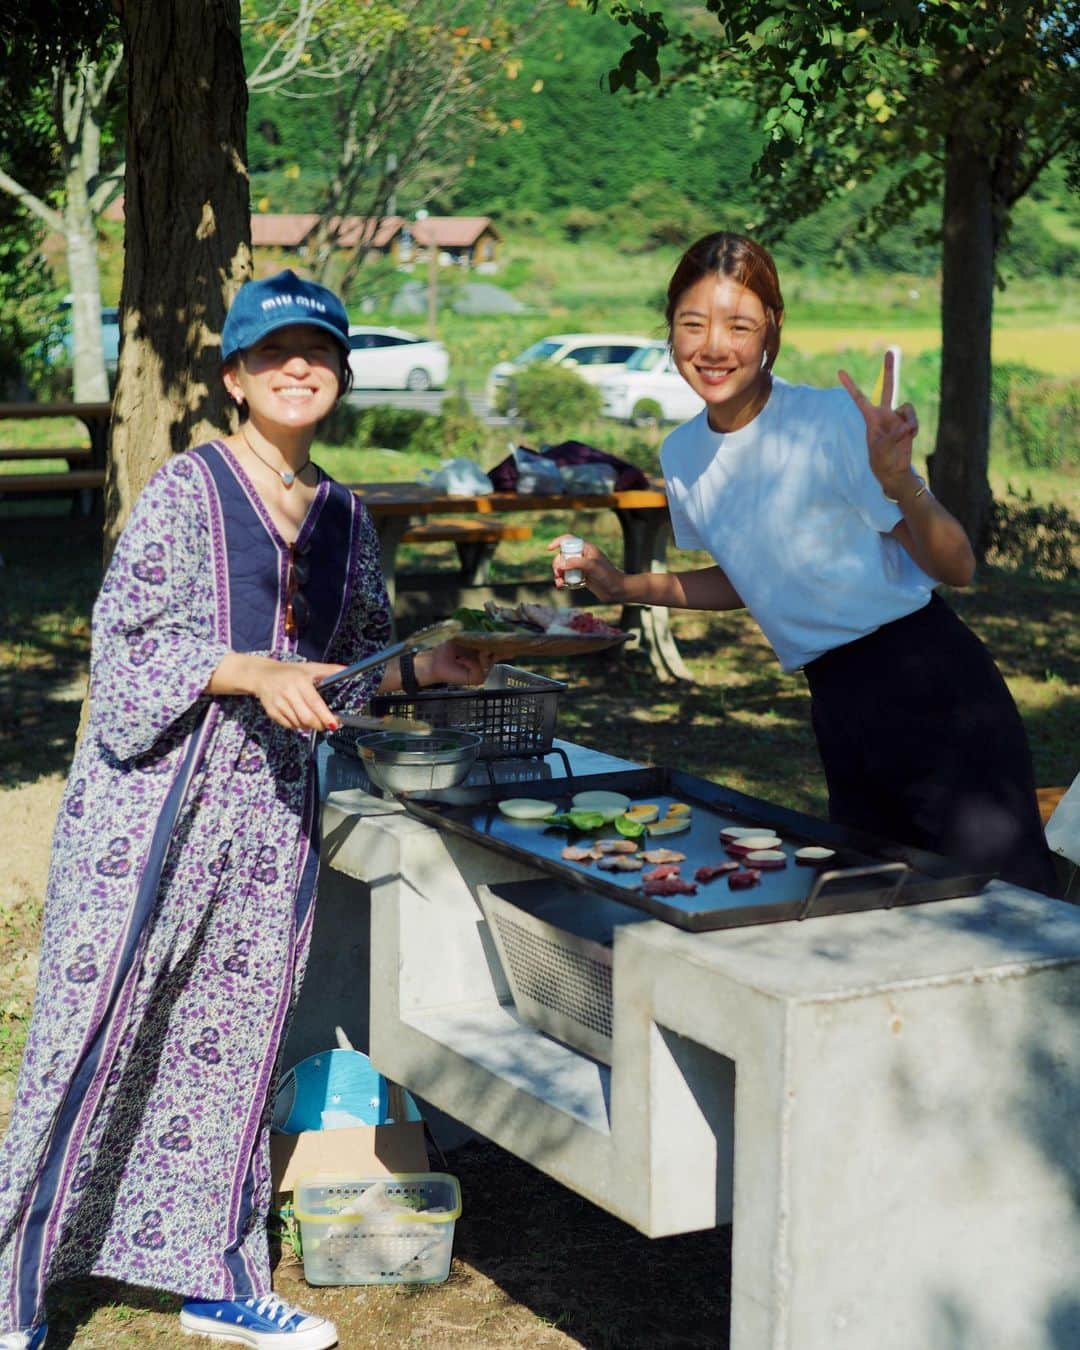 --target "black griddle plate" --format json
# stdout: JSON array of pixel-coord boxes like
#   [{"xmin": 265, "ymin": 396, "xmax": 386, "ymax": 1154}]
[{"xmin": 401, "ymin": 765, "xmax": 995, "ymax": 932}]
